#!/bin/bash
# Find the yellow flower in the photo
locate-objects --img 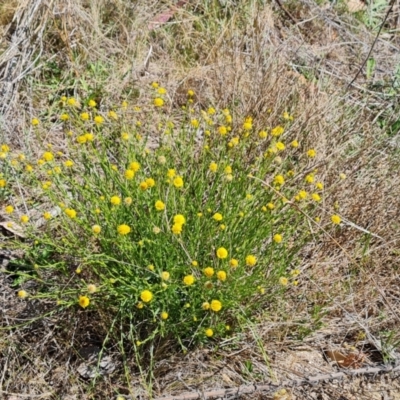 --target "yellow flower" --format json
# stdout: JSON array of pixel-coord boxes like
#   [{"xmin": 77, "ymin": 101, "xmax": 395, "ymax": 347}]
[
  {"xmin": 161, "ymin": 271, "xmax": 170, "ymax": 281},
  {"xmin": 183, "ymin": 275, "xmax": 195, "ymax": 286},
  {"xmin": 151, "ymin": 82, "xmax": 159, "ymax": 88},
  {"xmin": 146, "ymin": 178, "xmax": 155, "ymax": 187},
  {"xmin": 18, "ymin": 290, "xmax": 28, "ymax": 298},
  {"xmin": 43, "ymin": 152, "xmax": 54, "ymax": 162},
  {"xmin": 191, "ymin": 260, "xmax": 198, "ymax": 266},
  {"xmin": 67, "ymin": 98, "xmax": 77, "ymax": 107},
  {"xmin": 88, "ymin": 99, "xmax": 97, "ymax": 107},
  {"xmin": 203, "ymin": 267, "xmax": 214, "ymax": 277},
  {"xmin": 84, "ymin": 133, "xmax": 94, "ymax": 142},
  {"xmin": 129, "ymin": 161, "xmax": 140, "ymax": 172},
  {"xmin": 191, "ymin": 119, "xmax": 199, "ymax": 128},
  {"xmin": 153, "ymin": 97, "xmax": 164, "ymax": 107},
  {"xmin": 273, "ymin": 175, "xmax": 285, "ymax": 185},
  {"xmin": 117, "ymin": 224, "xmax": 131, "ymax": 235},
  {"xmin": 187, "ymin": 89, "xmax": 195, "ymax": 97},
  {"xmin": 331, "ymin": 215, "xmax": 341, "ymax": 225},
  {"xmin": 20, "ymin": 215, "xmax": 29, "ymax": 224},
  {"xmin": 158, "ymin": 87, "xmax": 167, "ymax": 94},
  {"xmin": 202, "ymin": 302, "xmax": 210, "ymax": 310},
  {"xmin": 279, "ymin": 277, "xmax": 288, "ymax": 286},
  {"xmin": 76, "ymin": 135, "xmax": 87, "ymax": 144},
  {"xmin": 87, "ymin": 284, "xmax": 97, "ymax": 294},
  {"xmin": 291, "ymin": 140, "xmax": 299, "ymax": 148},
  {"xmin": 209, "ymin": 162, "xmax": 218, "ymax": 172},
  {"xmin": 216, "ymin": 247, "xmax": 228, "ymax": 259},
  {"xmin": 137, "ymin": 302, "xmax": 144, "ymax": 309},
  {"xmin": 276, "ymin": 142, "xmax": 285, "ymax": 151},
  {"xmin": 205, "ymin": 328, "xmax": 214, "ymax": 337},
  {"xmin": 0, "ymin": 179, "xmax": 6, "ymax": 188},
  {"xmin": 245, "ymin": 255, "xmax": 257, "ymax": 267},
  {"xmin": 148, "ymin": 264, "xmax": 154, "ymax": 271},
  {"xmin": 94, "ymin": 115, "xmax": 104, "ymax": 125},
  {"xmin": 217, "ymin": 270, "xmax": 227, "ymax": 281},
  {"xmin": 110, "ymin": 196, "xmax": 121, "ymax": 205},
  {"xmin": 312, "ymin": 193, "xmax": 321, "ymax": 202},
  {"xmin": 60, "ymin": 113, "xmax": 69, "ymax": 121},
  {"xmin": 173, "ymin": 176, "xmax": 184, "ymax": 188},
  {"xmin": 65, "ymin": 208, "xmax": 77, "ymax": 219},
  {"xmin": 108, "ymin": 110, "xmax": 118, "ymax": 120},
  {"xmin": 229, "ymin": 259, "xmax": 238, "ymax": 268},
  {"xmin": 125, "ymin": 170, "xmax": 135, "ymax": 179},
  {"xmin": 258, "ymin": 130, "xmax": 267, "ymax": 139},
  {"xmin": 298, "ymin": 190, "xmax": 308, "ymax": 200},
  {"xmin": 223, "ymin": 166, "xmax": 232, "ymax": 175},
  {"xmin": 139, "ymin": 181, "xmax": 148, "ymax": 191},
  {"xmin": 212, "ymin": 213, "xmax": 223, "ymax": 221},
  {"xmin": 79, "ymin": 295, "xmax": 90, "ymax": 308},
  {"xmin": 339, "ymin": 173, "xmax": 346, "ymax": 180},
  {"xmin": 173, "ymin": 214, "xmax": 186, "ymax": 225},
  {"xmin": 307, "ymin": 149, "xmax": 316, "ymax": 158},
  {"xmin": 273, "ymin": 234, "xmax": 282, "ymax": 243},
  {"xmin": 43, "ymin": 212, "xmax": 52, "ymax": 220},
  {"xmin": 315, "ymin": 182, "xmax": 324, "ymax": 190},
  {"xmin": 305, "ymin": 174, "xmax": 314, "ymax": 184},
  {"xmin": 121, "ymin": 132, "xmax": 130, "ymax": 141},
  {"xmin": 31, "ymin": 118, "xmax": 40, "ymax": 126},
  {"xmin": 267, "ymin": 202, "xmax": 275, "ymax": 210},
  {"xmin": 92, "ymin": 225, "xmax": 101, "ymax": 234},
  {"xmin": 210, "ymin": 300, "xmax": 222, "ymax": 312},
  {"xmin": 80, "ymin": 112, "xmax": 90, "ymax": 121},
  {"xmin": 171, "ymin": 223, "xmax": 183, "ymax": 234},
  {"xmin": 155, "ymin": 200, "xmax": 165, "ymax": 211},
  {"xmin": 25, "ymin": 164, "xmax": 33, "ymax": 172},
  {"xmin": 161, "ymin": 311, "xmax": 169, "ymax": 320},
  {"xmin": 271, "ymin": 125, "xmax": 284, "ymax": 136},
  {"xmin": 230, "ymin": 137, "xmax": 240, "ymax": 146},
  {"xmin": 218, "ymin": 126, "xmax": 227, "ymax": 135},
  {"xmin": 140, "ymin": 290, "xmax": 153, "ymax": 303}
]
